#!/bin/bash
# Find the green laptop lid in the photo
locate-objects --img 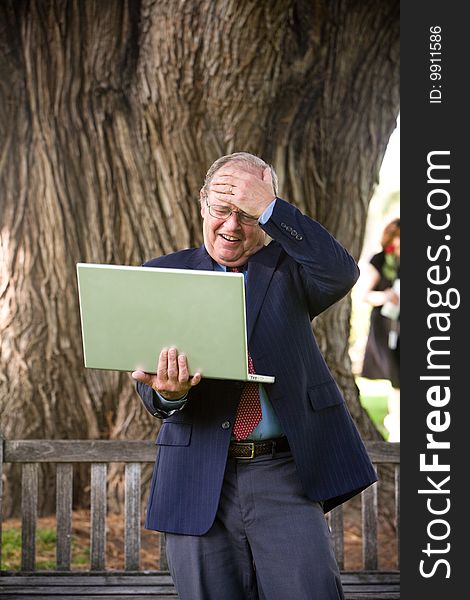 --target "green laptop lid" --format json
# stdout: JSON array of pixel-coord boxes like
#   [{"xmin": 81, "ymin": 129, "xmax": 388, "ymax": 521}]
[{"xmin": 76, "ymin": 263, "xmax": 249, "ymax": 381}]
